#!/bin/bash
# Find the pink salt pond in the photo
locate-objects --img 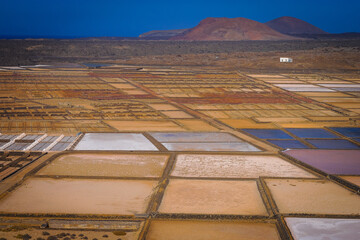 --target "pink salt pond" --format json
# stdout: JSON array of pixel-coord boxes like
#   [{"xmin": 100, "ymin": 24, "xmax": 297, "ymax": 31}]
[
  {"xmin": 158, "ymin": 179, "xmax": 268, "ymax": 215},
  {"xmin": 0, "ymin": 178, "xmax": 158, "ymax": 215},
  {"xmin": 146, "ymin": 220, "xmax": 281, "ymax": 240},
  {"xmin": 37, "ymin": 153, "xmax": 169, "ymax": 178}
]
